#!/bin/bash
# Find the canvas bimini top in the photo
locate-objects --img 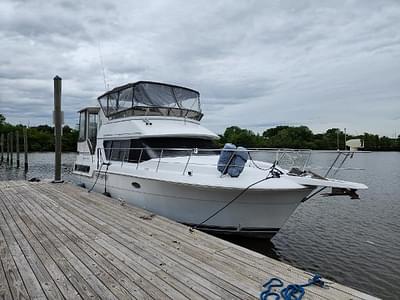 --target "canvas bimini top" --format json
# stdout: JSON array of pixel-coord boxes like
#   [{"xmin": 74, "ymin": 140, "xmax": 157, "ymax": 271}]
[{"xmin": 98, "ymin": 81, "xmax": 203, "ymax": 121}]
